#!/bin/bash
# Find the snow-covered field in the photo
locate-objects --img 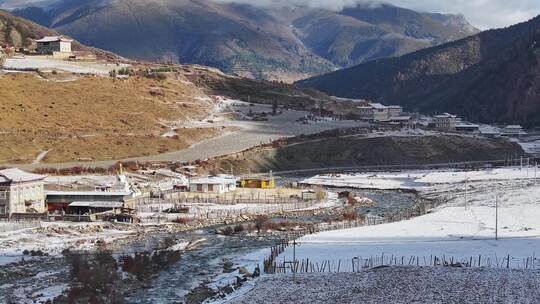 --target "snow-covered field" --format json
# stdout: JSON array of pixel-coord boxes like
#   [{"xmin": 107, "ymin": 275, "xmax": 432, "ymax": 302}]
[
  {"xmin": 232, "ymin": 267, "xmax": 540, "ymax": 304},
  {"xmin": 0, "ymin": 222, "xmax": 136, "ymax": 265},
  {"xmin": 281, "ymin": 167, "xmax": 540, "ymax": 269},
  {"xmin": 303, "ymin": 167, "xmax": 540, "ymax": 190}
]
